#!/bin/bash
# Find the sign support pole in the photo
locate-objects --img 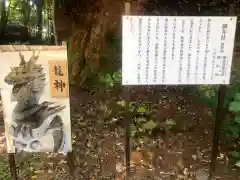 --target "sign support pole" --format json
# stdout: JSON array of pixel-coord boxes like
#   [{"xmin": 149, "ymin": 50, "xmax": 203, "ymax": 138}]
[
  {"xmin": 208, "ymin": 85, "xmax": 226, "ymax": 180},
  {"xmin": 124, "ymin": 91, "xmax": 131, "ymax": 179},
  {"xmin": 124, "ymin": 2, "xmax": 132, "ymax": 179},
  {"xmin": 208, "ymin": 4, "xmax": 235, "ymax": 180},
  {"xmin": 65, "ymin": 41, "xmax": 75, "ymax": 179},
  {"xmin": 9, "ymin": 153, "xmax": 18, "ymax": 180}
]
